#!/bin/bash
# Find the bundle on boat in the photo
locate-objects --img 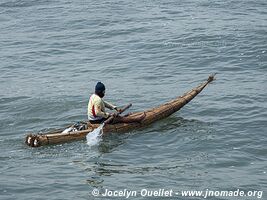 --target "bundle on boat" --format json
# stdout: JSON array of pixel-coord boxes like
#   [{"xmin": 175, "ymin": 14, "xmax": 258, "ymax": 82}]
[{"xmin": 25, "ymin": 74, "xmax": 215, "ymax": 147}]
